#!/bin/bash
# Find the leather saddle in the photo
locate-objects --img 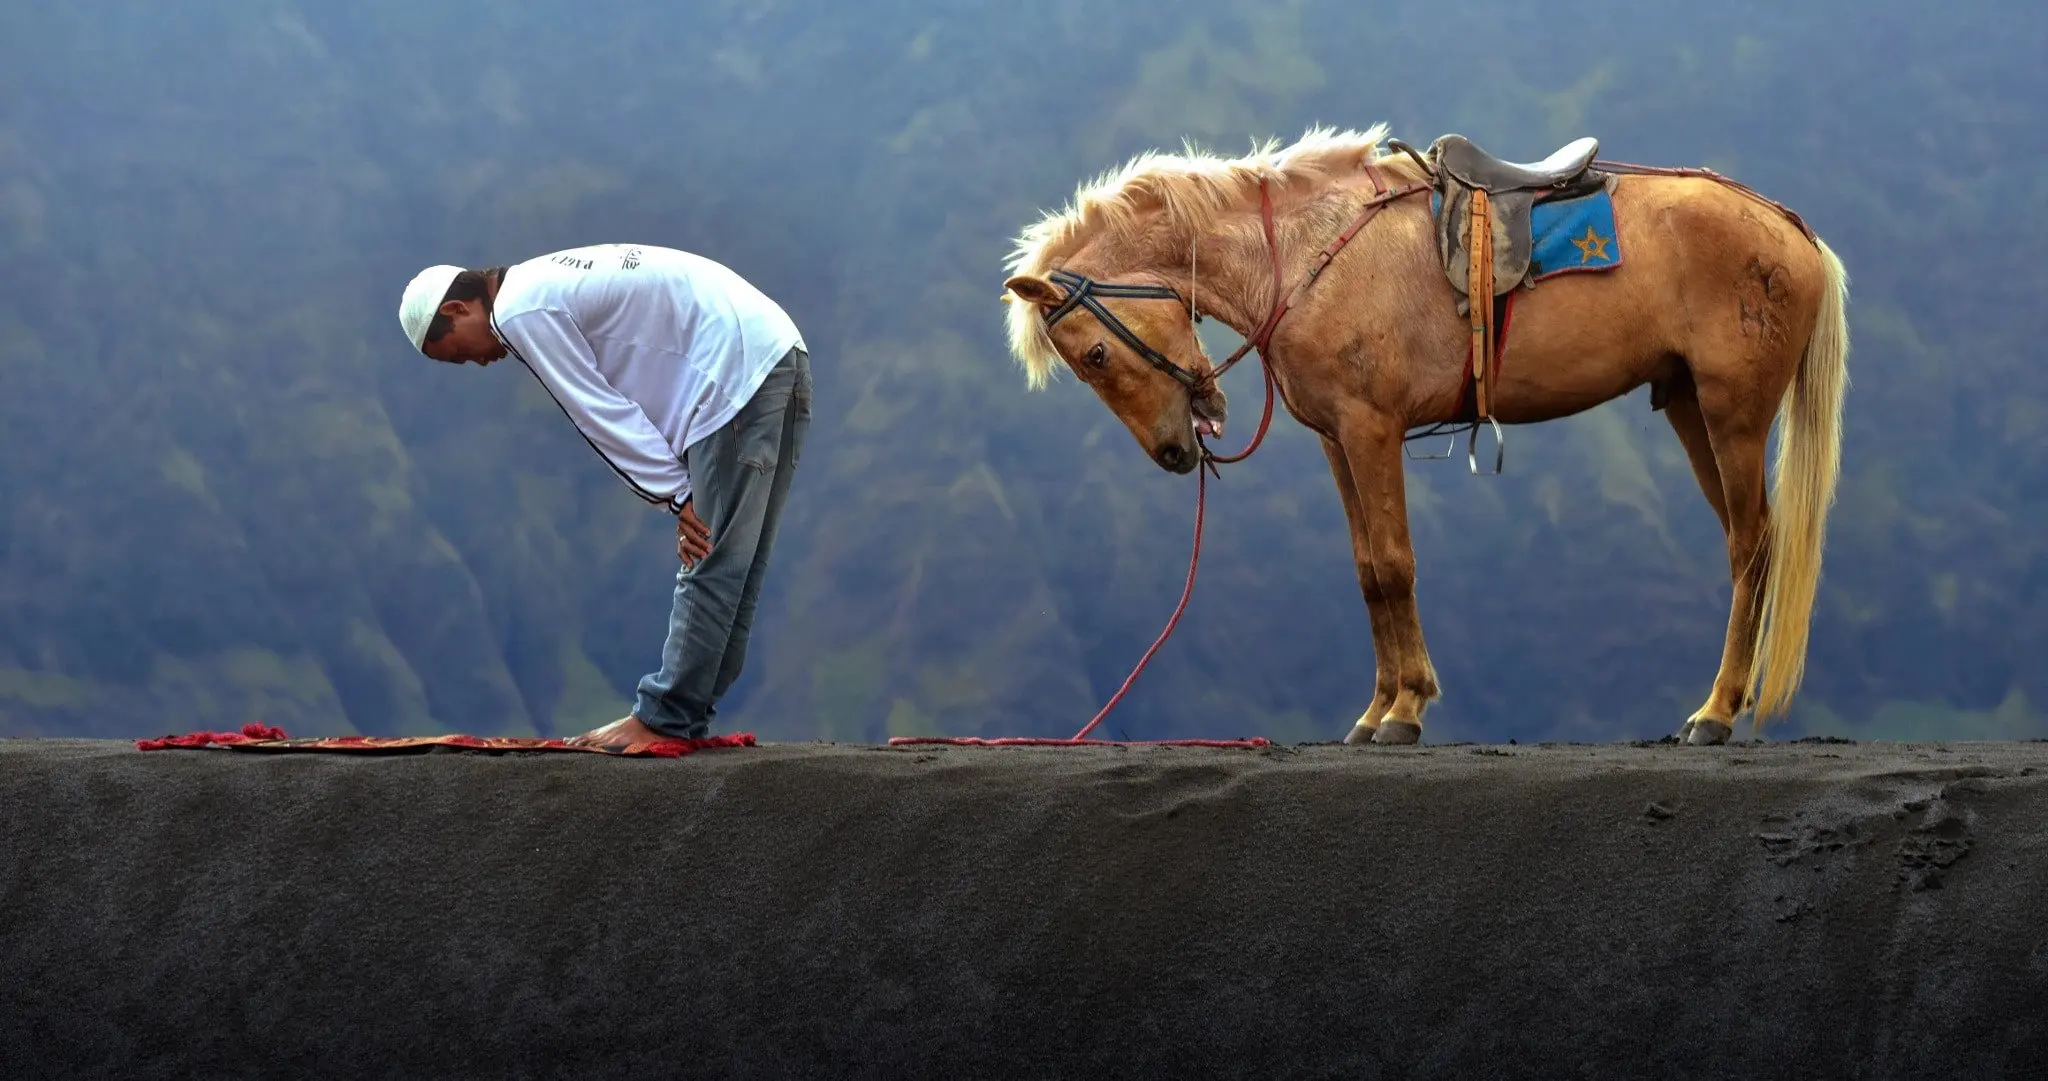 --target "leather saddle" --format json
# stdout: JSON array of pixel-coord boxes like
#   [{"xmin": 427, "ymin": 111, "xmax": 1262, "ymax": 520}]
[
  {"xmin": 1388, "ymin": 133, "xmax": 1611, "ymax": 435},
  {"xmin": 1392, "ymin": 133, "xmax": 1610, "ymax": 309}
]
